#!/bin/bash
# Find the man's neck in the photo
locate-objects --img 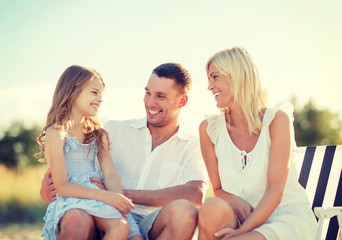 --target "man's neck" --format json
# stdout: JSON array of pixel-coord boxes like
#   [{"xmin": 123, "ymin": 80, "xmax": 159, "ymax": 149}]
[{"xmin": 148, "ymin": 123, "xmax": 179, "ymax": 151}]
